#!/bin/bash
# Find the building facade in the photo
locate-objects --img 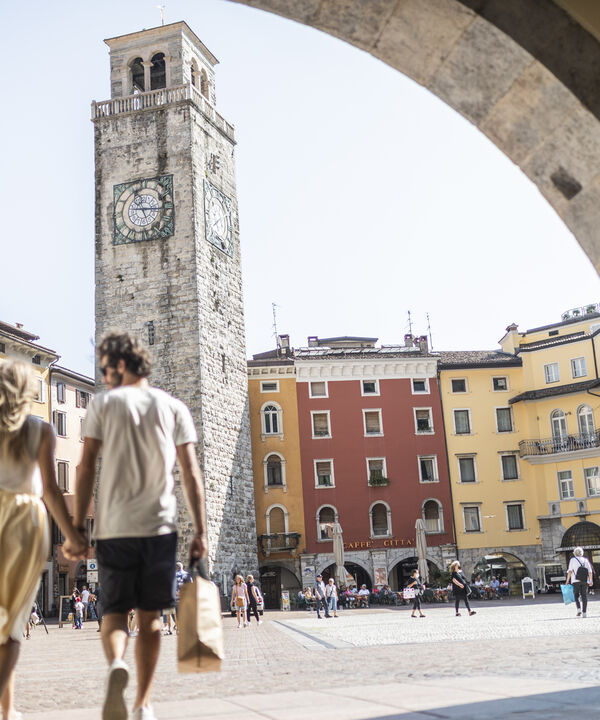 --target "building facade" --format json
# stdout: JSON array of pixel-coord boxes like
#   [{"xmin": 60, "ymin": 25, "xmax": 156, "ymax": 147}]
[{"xmin": 92, "ymin": 22, "xmax": 258, "ymax": 585}]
